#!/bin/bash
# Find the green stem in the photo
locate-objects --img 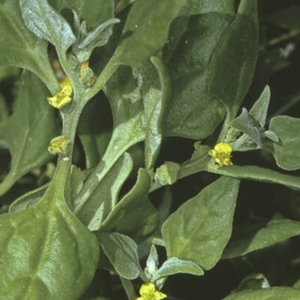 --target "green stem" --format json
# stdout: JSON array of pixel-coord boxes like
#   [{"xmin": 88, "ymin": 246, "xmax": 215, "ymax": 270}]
[
  {"xmin": 267, "ymin": 29, "xmax": 300, "ymax": 47},
  {"xmin": 120, "ymin": 277, "xmax": 137, "ymax": 300}
]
